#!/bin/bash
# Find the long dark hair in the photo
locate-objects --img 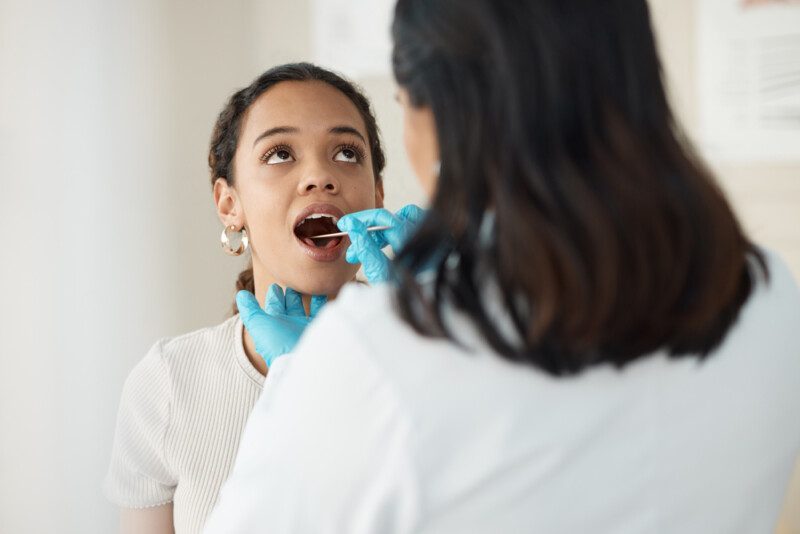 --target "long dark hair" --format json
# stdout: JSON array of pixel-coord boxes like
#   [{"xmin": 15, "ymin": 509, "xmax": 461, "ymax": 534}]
[
  {"xmin": 208, "ymin": 63, "xmax": 386, "ymax": 314},
  {"xmin": 391, "ymin": 0, "xmax": 767, "ymax": 375}
]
